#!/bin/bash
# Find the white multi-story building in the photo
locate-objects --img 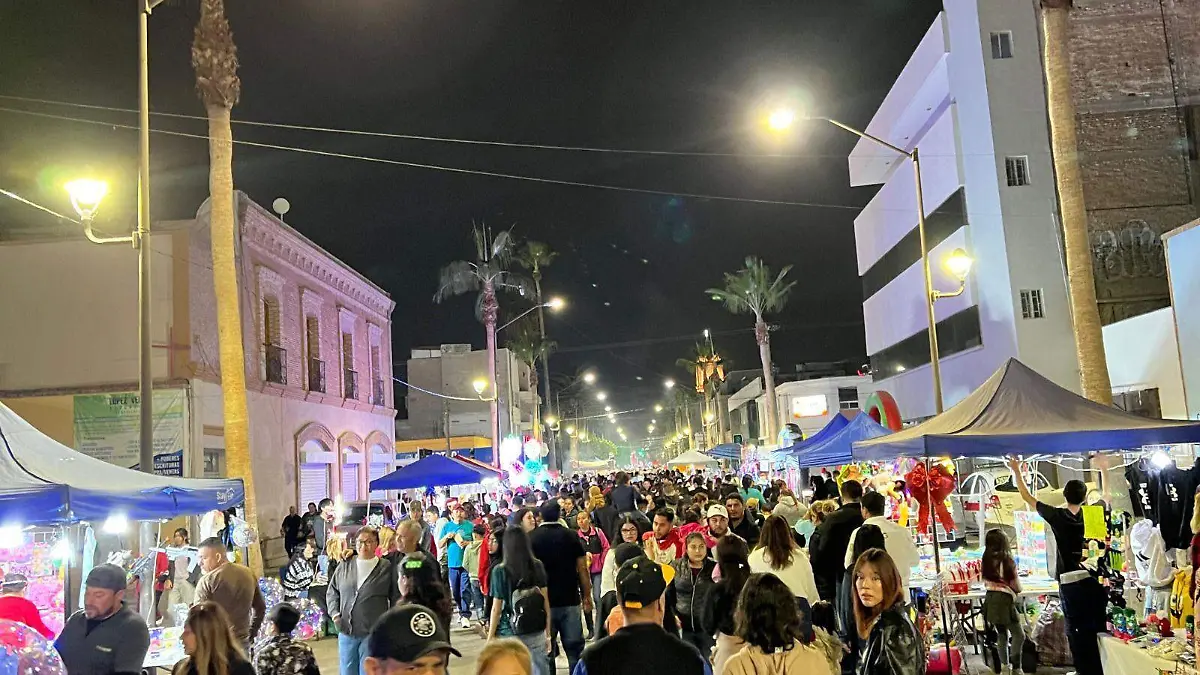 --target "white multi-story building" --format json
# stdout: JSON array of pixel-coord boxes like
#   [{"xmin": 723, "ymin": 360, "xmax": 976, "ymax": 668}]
[
  {"xmin": 848, "ymin": 4, "xmax": 1079, "ymax": 421},
  {"xmin": 727, "ymin": 374, "xmax": 875, "ymax": 444},
  {"xmin": 398, "ymin": 344, "xmax": 537, "ymax": 461},
  {"xmin": 0, "ymin": 193, "xmax": 396, "ymax": 564}
]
